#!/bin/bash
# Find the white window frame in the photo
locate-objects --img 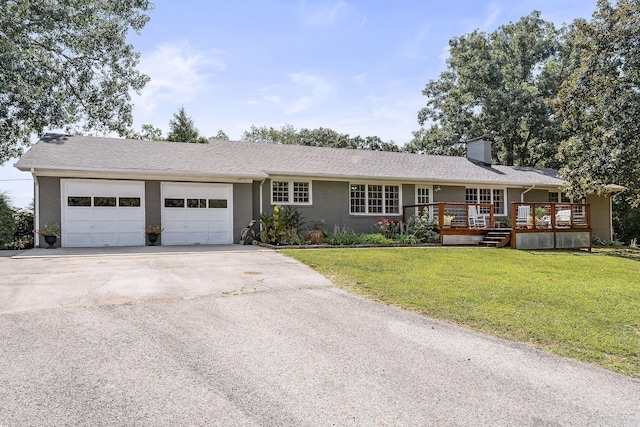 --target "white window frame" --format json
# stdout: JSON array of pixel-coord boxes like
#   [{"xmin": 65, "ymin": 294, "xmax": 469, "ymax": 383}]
[
  {"xmin": 465, "ymin": 187, "xmax": 506, "ymax": 215},
  {"xmin": 349, "ymin": 183, "xmax": 402, "ymax": 216},
  {"xmin": 415, "ymin": 185, "xmax": 433, "ymax": 217},
  {"xmin": 270, "ymin": 179, "xmax": 312, "ymax": 205}
]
